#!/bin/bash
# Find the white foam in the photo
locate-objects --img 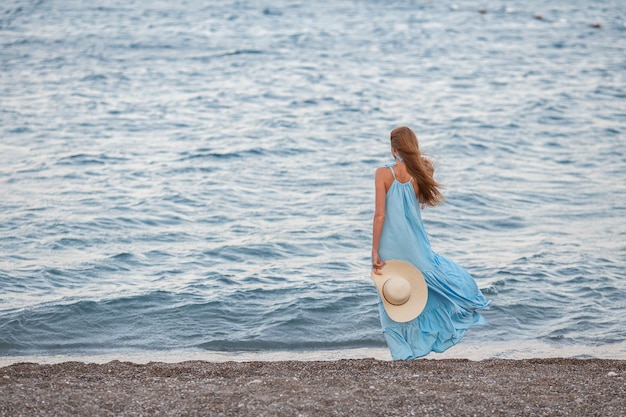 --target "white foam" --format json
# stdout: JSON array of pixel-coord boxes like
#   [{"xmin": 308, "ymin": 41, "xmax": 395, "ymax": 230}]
[{"xmin": 2, "ymin": 340, "xmax": 625, "ymax": 367}]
